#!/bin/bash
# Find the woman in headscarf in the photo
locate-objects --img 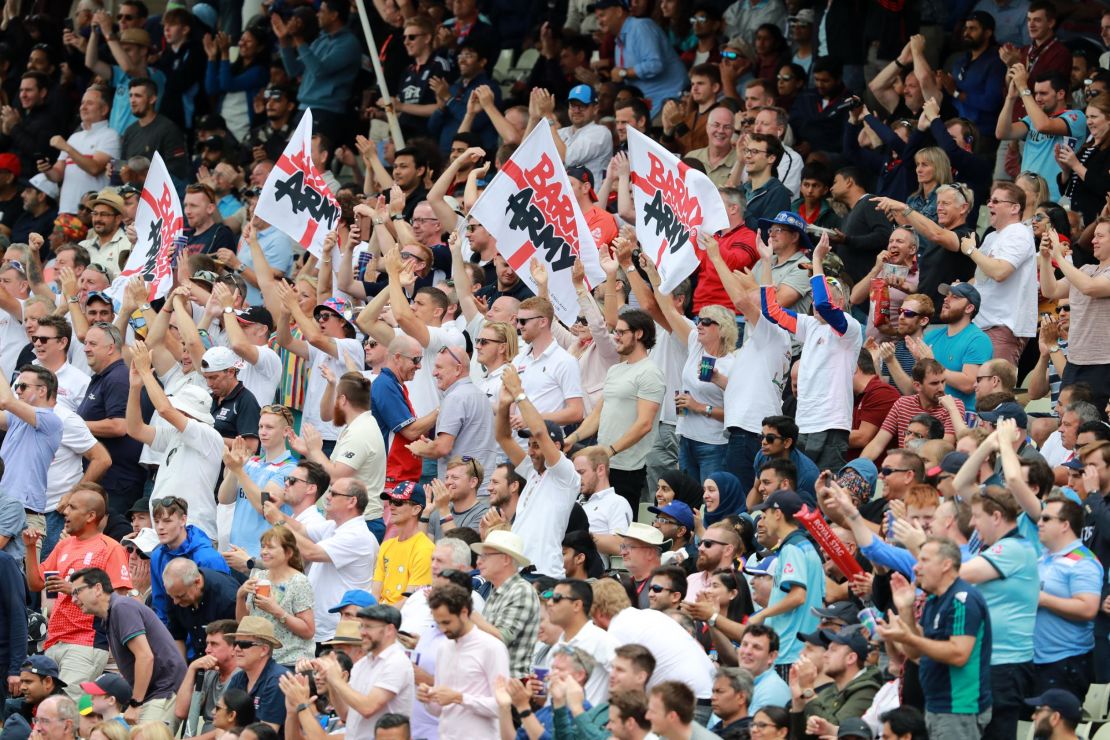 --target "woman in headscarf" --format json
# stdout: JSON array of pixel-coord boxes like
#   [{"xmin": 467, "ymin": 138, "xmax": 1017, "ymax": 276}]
[
  {"xmin": 655, "ymin": 470, "xmax": 704, "ymax": 511},
  {"xmin": 698, "ymin": 471, "xmax": 743, "ymax": 537},
  {"xmin": 837, "ymin": 458, "xmax": 878, "ymax": 512}
]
